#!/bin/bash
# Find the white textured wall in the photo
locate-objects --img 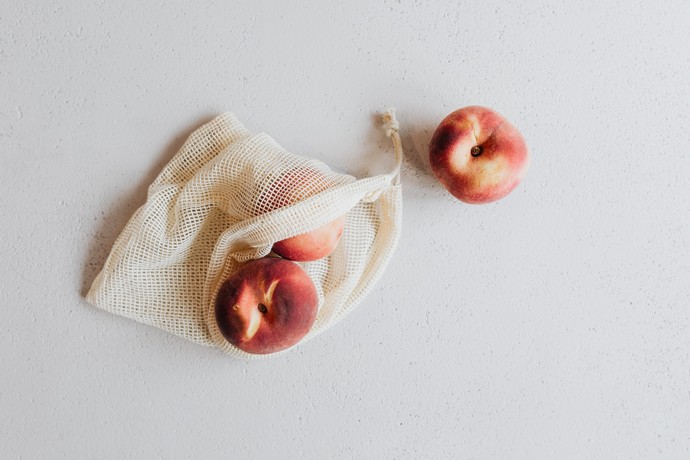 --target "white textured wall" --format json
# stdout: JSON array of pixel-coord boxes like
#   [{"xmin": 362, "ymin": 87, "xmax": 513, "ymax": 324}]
[{"xmin": 2, "ymin": 1, "xmax": 689, "ymax": 458}]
